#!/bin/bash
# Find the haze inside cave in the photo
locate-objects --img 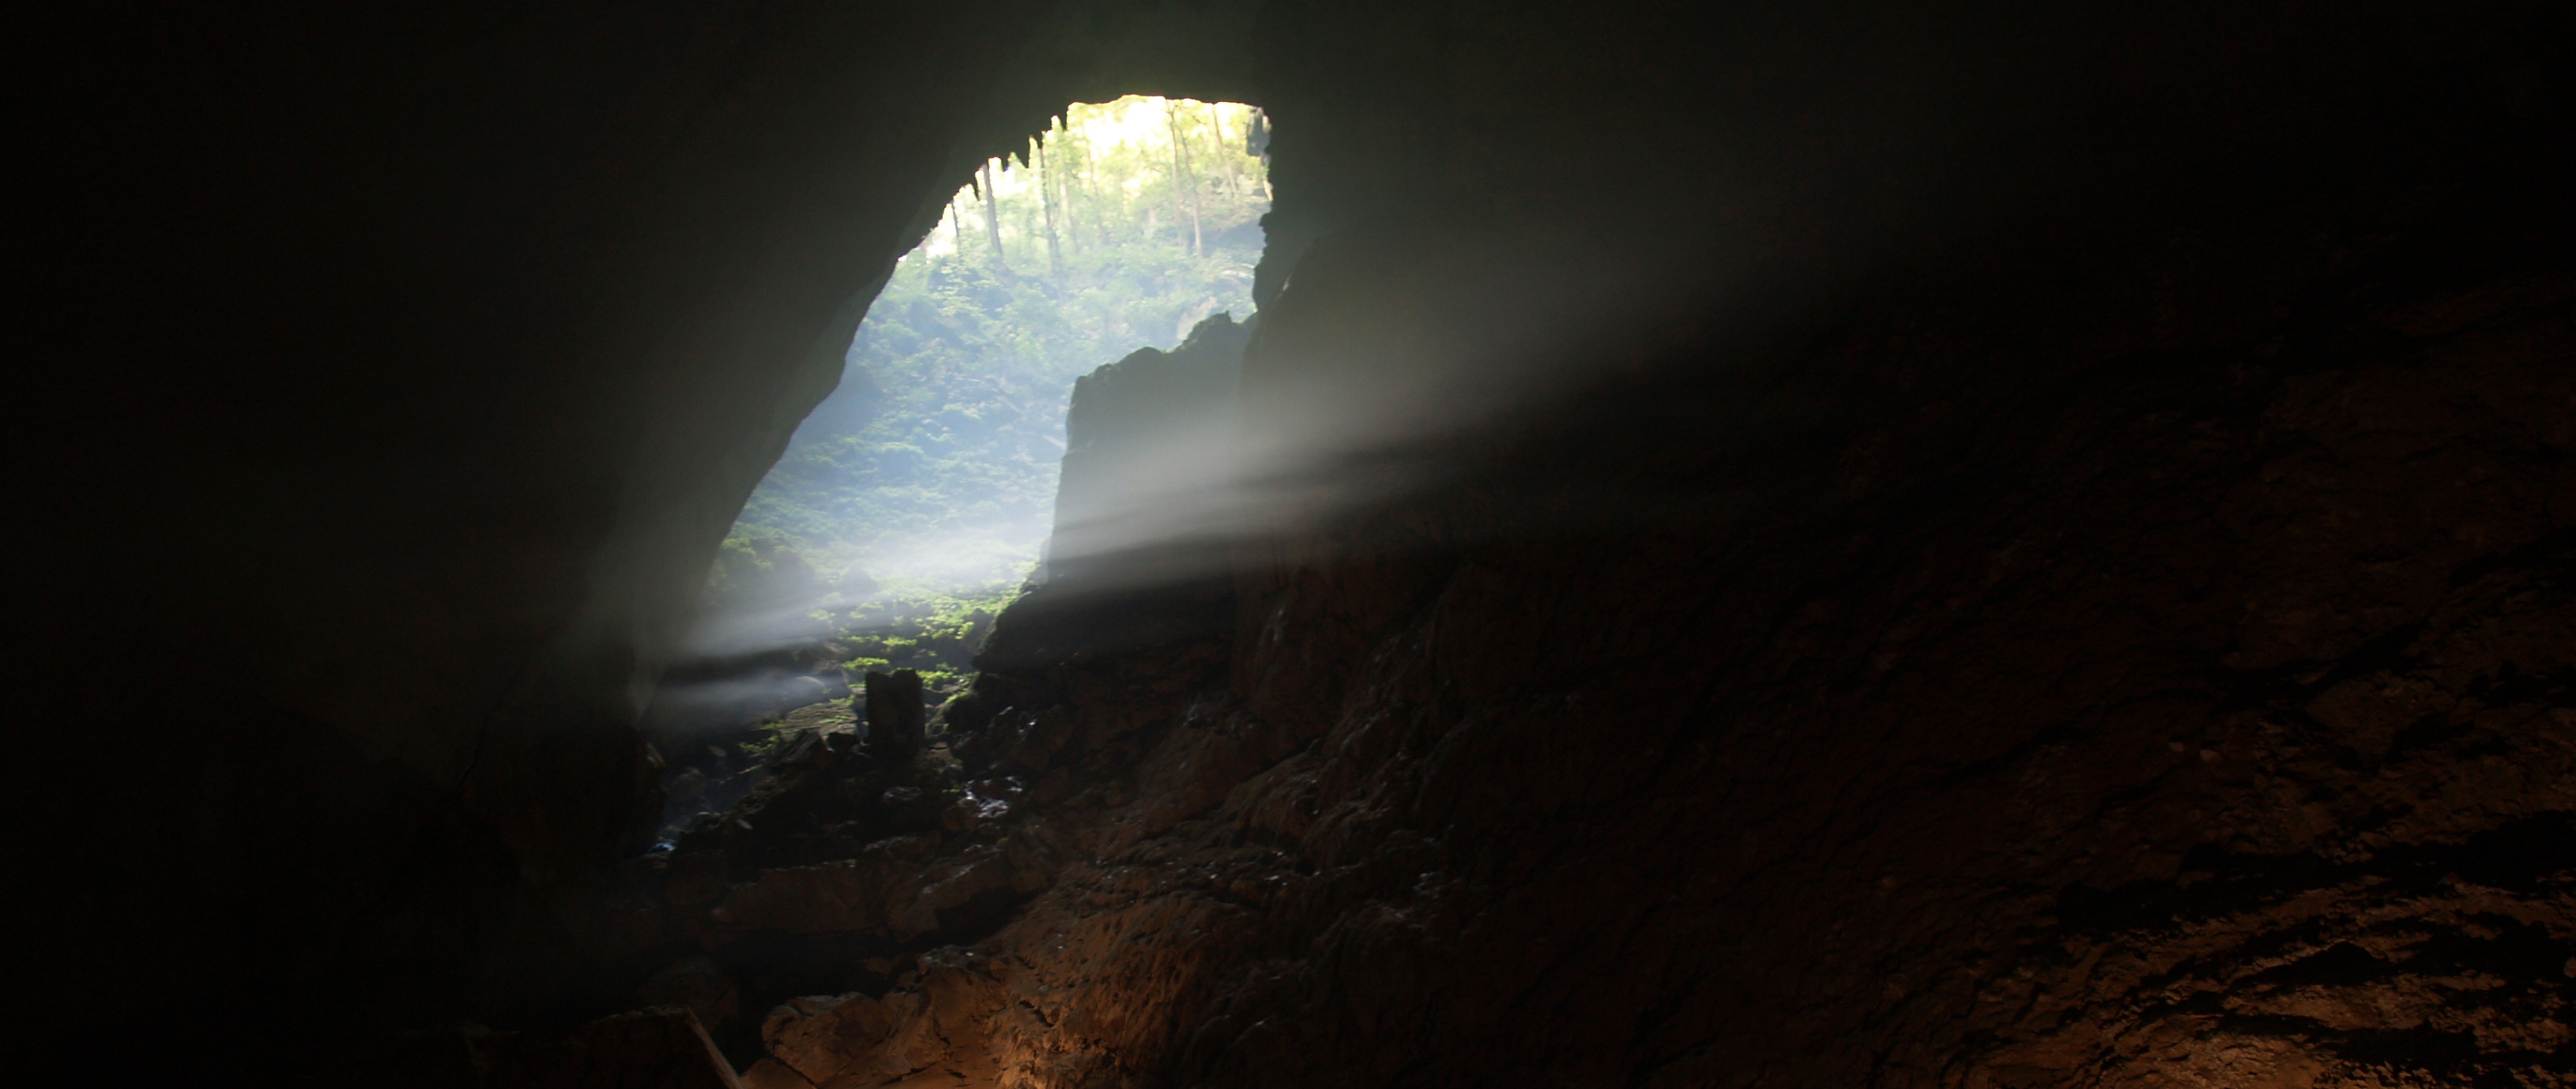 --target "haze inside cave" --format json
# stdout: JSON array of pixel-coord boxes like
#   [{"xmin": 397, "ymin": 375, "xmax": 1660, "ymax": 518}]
[
  {"xmin": 647, "ymin": 96, "xmax": 1269, "ymax": 809},
  {"xmin": 712, "ymin": 98, "xmax": 1260, "ymax": 654}
]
